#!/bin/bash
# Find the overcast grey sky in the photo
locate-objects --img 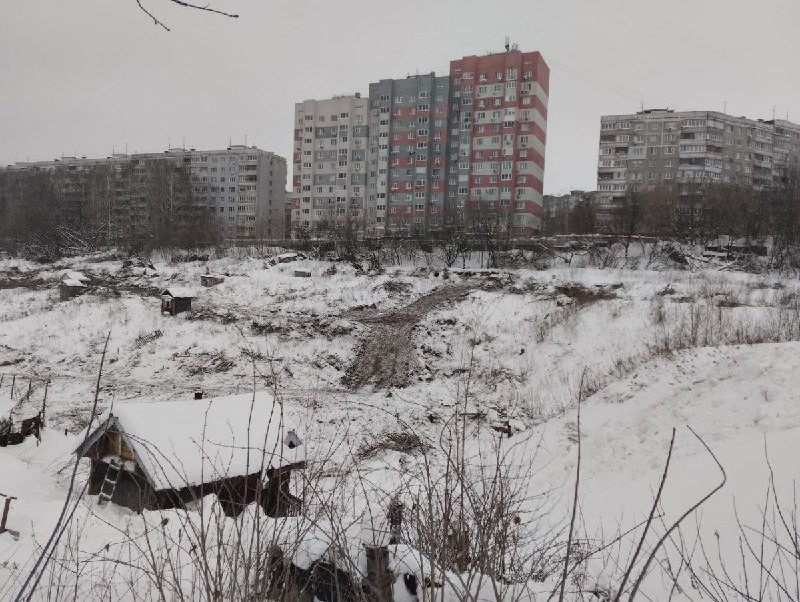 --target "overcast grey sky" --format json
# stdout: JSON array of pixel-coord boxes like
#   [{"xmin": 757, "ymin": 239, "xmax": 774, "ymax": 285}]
[{"xmin": 1, "ymin": 0, "xmax": 798, "ymax": 194}]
